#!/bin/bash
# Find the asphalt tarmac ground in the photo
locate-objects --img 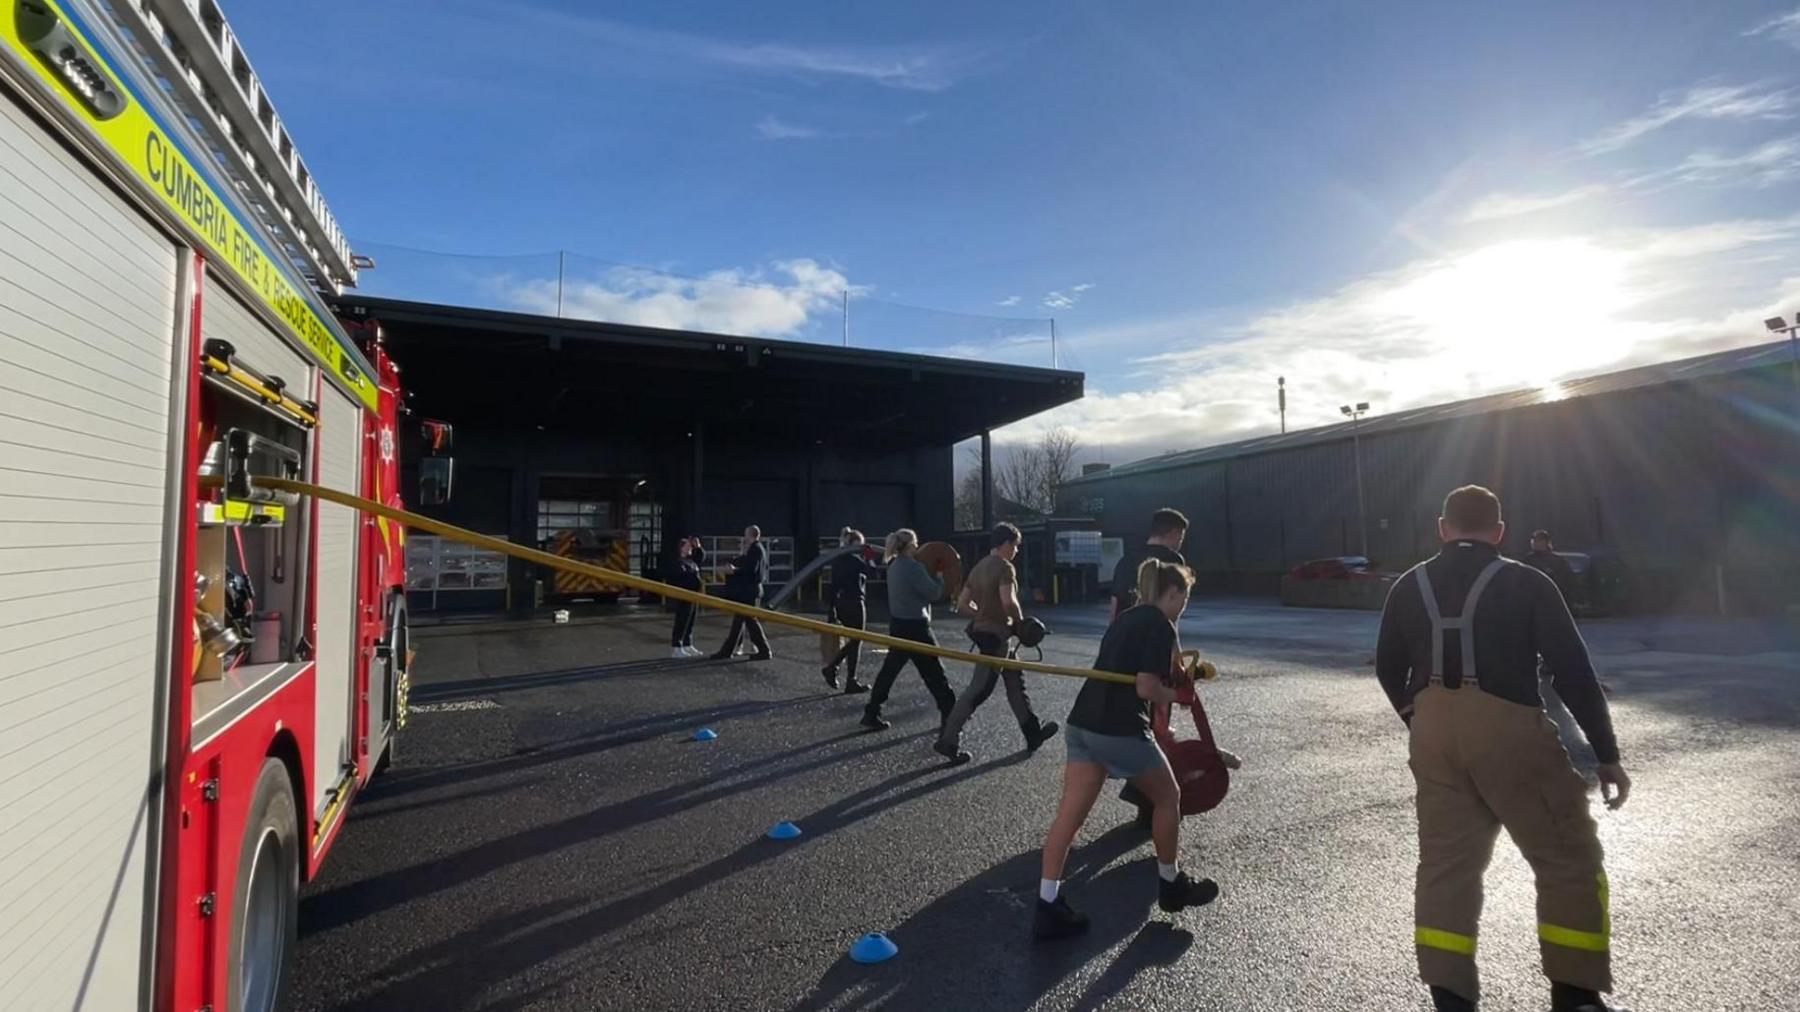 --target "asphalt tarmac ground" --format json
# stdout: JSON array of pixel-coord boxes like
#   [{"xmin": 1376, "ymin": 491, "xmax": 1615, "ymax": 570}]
[{"xmin": 284, "ymin": 600, "xmax": 1799, "ymax": 1011}]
